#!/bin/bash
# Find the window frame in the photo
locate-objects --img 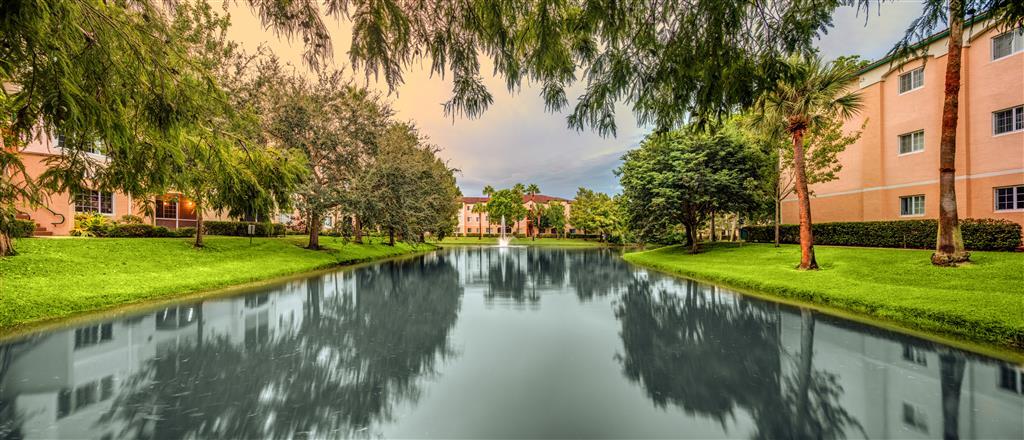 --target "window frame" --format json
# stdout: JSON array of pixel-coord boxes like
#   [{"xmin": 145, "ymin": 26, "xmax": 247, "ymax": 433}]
[
  {"xmin": 992, "ymin": 105, "xmax": 1024, "ymax": 136},
  {"xmin": 74, "ymin": 190, "xmax": 115, "ymax": 215},
  {"xmin": 900, "ymin": 194, "xmax": 926, "ymax": 217},
  {"xmin": 898, "ymin": 67, "xmax": 925, "ymax": 94},
  {"xmin": 994, "ymin": 185, "xmax": 1024, "ymax": 212},
  {"xmin": 155, "ymin": 197, "xmax": 178, "ymax": 219},
  {"xmin": 991, "ymin": 28, "xmax": 1023, "ymax": 61},
  {"xmin": 898, "ymin": 130, "xmax": 926, "ymax": 155}
]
